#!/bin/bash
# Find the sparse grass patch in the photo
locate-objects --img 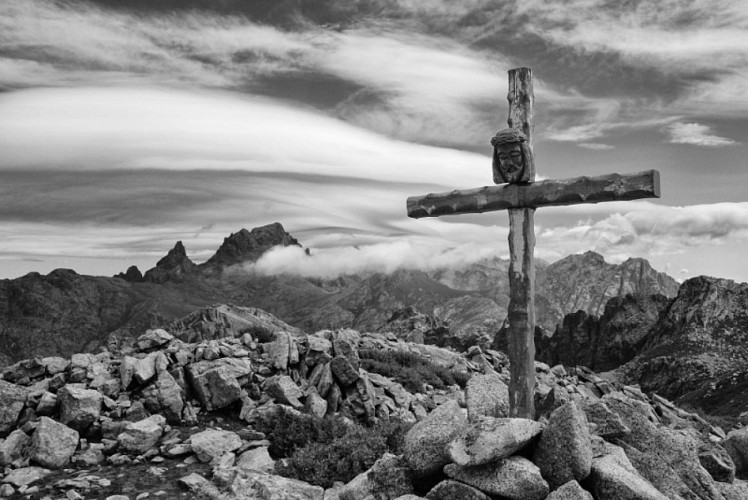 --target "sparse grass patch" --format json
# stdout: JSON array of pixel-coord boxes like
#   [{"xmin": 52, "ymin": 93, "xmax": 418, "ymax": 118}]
[
  {"xmin": 257, "ymin": 408, "xmax": 412, "ymax": 488},
  {"xmin": 358, "ymin": 348, "xmax": 470, "ymax": 393}
]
